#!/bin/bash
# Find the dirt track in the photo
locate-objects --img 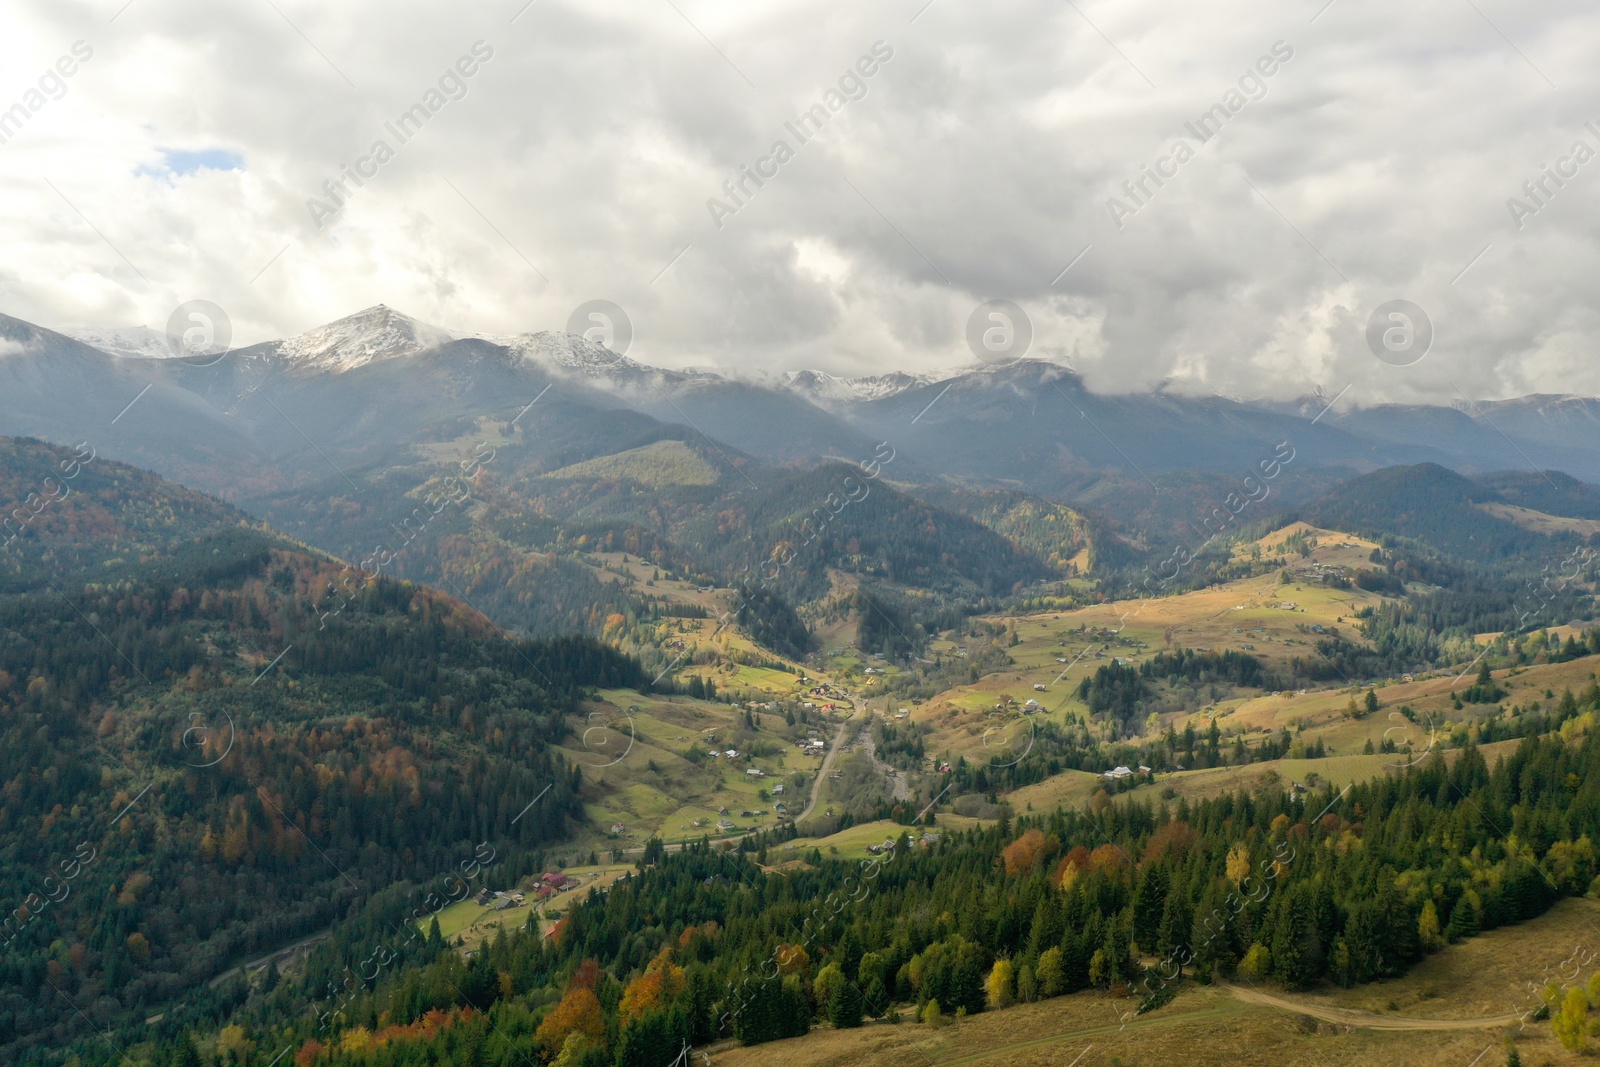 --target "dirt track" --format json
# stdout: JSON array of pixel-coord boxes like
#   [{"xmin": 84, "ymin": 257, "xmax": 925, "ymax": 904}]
[
  {"xmin": 916, "ymin": 987, "xmax": 1521, "ymax": 1067},
  {"xmin": 794, "ymin": 709, "xmax": 855, "ymax": 825},
  {"xmin": 1221, "ymin": 982, "xmax": 1522, "ymax": 1031}
]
